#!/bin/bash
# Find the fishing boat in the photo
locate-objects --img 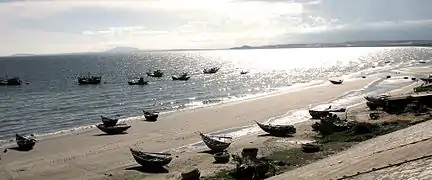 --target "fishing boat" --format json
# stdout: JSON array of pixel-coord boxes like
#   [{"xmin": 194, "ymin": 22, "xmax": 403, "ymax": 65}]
[
  {"xmin": 130, "ymin": 148, "xmax": 172, "ymax": 167},
  {"xmin": 0, "ymin": 76, "xmax": 22, "ymax": 86},
  {"xmin": 128, "ymin": 77, "xmax": 148, "ymax": 85},
  {"xmin": 364, "ymin": 95, "xmax": 389, "ymax": 110},
  {"xmin": 301, "ymin": 142, "xmax": 321, "ymax": 153},
  {"xmin": 146, "ymin": 70, "xmax": 163, "ymax": 77},
  {"xmin": 143, "ymin": 110, "xmax": 159, "ymax": 121},
  {"xmin": 172, "ymin": 73, "xmax": 190, "ymax": 81},
  {"xmin": 198, "ymin": 132, "xmax": 232, "ymax": 152},
  {"xmin": 16, "ymin": 134, "xmax": 36, "ymax": 150},
  {"xmin": 96, "ymin": 123, "xmax": 131, "ymax": 134},
  {"xmin": 255, "ymin": 121, "xmax": 296, "ymax": 136},
  {"xmin": 77, "ymin": 73, "xmax": 101, "ymax": 85},
  {"xmin": 420, "ymin": 75, "xmax": 432, "ymax": 83},
  {"xmin": 101, "ymin": 115, "xmax": 118, "ymax": 127},
  {"xmin": 329, "ymin": 79, "xmax": 343, "ymax": 84},
  {"xmin": 203, "ymin": 67, "xmax": 220, "ymax": 74},
  {"xmin": 309, "ymin": 105, "xmax": 346, "ymax": 119}
]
